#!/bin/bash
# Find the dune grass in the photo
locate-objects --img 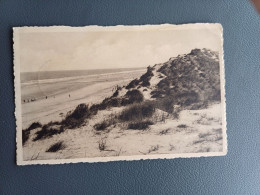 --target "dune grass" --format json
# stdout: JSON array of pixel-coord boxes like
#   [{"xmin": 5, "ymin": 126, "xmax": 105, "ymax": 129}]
[
  {"xmin": 22, "ymin": 122, "xmax": 42, "ymax": 145},
  {"xmin": 46, "ymin": 141, "xmax": 66, "ymax": 152},
  {"xmin": 33, "ymin": 122, "xmax": 64, "ymax": 141}
]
